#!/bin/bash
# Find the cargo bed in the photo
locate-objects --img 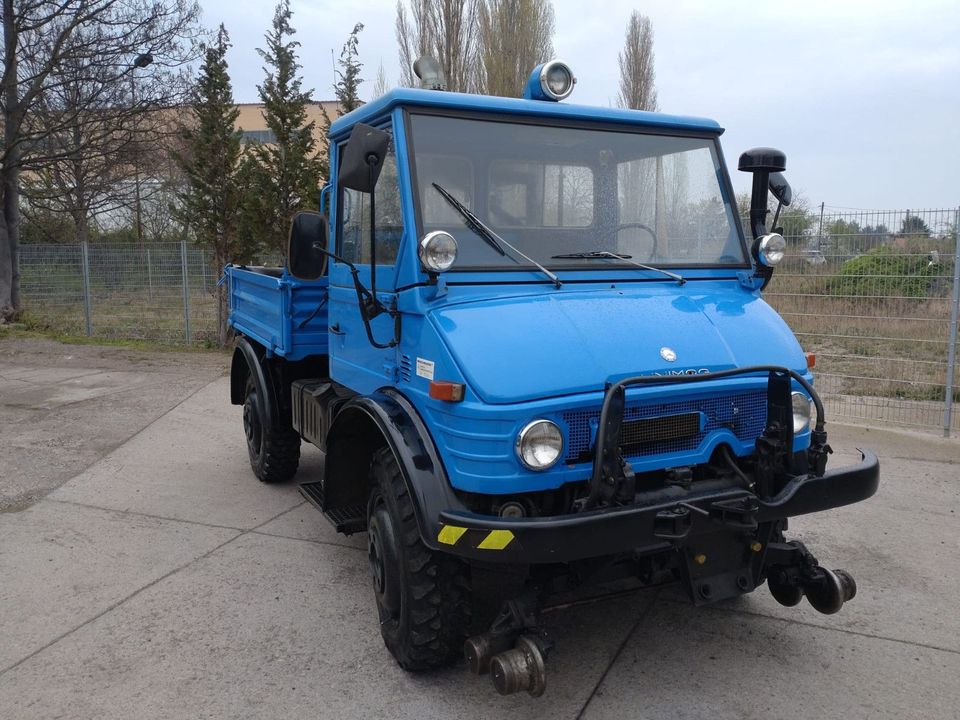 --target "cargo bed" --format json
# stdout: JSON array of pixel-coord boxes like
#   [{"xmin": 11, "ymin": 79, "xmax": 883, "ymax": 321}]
[{"xmin": 226, "ymin": 265, "xmax": 328, "ymax": 361}]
